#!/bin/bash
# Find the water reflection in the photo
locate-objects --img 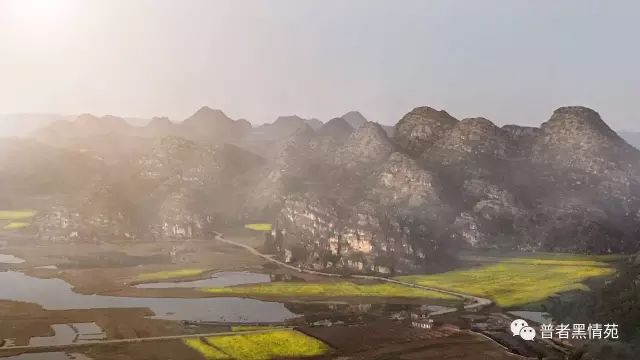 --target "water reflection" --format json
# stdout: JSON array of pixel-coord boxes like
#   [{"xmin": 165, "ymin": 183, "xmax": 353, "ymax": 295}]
[
  {"xmin": 29, "ymin": 323, "xmax": 106, "ymax": 346},
  {"xmin": 0, "ymin": 271, "xmax": 297, "ymax": 323}
]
